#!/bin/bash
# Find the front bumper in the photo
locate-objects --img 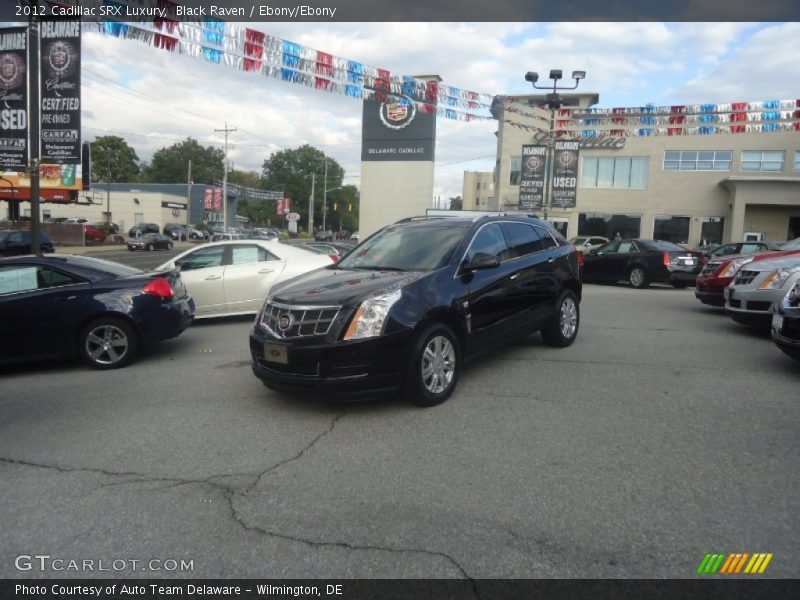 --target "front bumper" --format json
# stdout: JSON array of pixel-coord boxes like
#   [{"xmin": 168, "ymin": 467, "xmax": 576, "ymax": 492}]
[
  {"xmin": 771, "ymin": 305, "xmax": 800, "ymax": 355},
  {"xmin": 250, "ymin": 327, "xmax": 414, "ymax": 400},
  {"xmin": 724, "ymin": 286, "xmax": 780, "ymax": 327},
  {"xmin": 695, "ymin": 276, "xmax": 732, "ymax": 306}
]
